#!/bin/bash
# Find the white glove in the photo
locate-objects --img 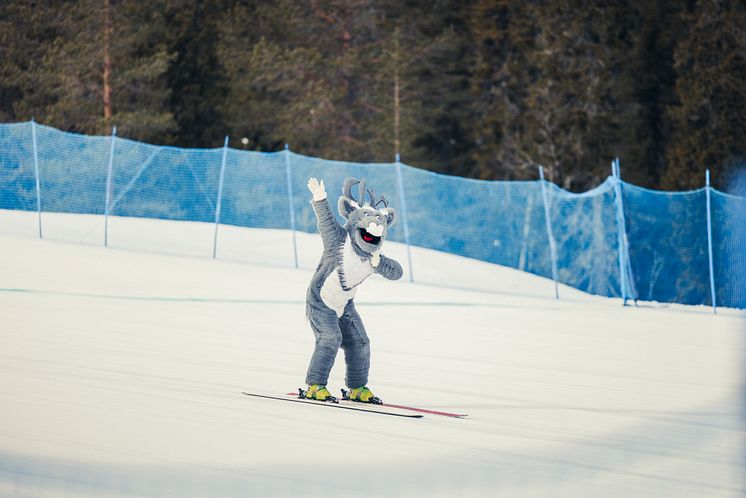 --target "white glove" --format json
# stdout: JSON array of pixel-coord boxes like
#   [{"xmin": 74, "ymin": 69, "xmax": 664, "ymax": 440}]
[
  {"xmin": 370, "ymin": 250, "xmax": 381, "ymax": 268},
  {"xmin": 307, "ymin": 178, "xmax": 327, "ymax": 201}
]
